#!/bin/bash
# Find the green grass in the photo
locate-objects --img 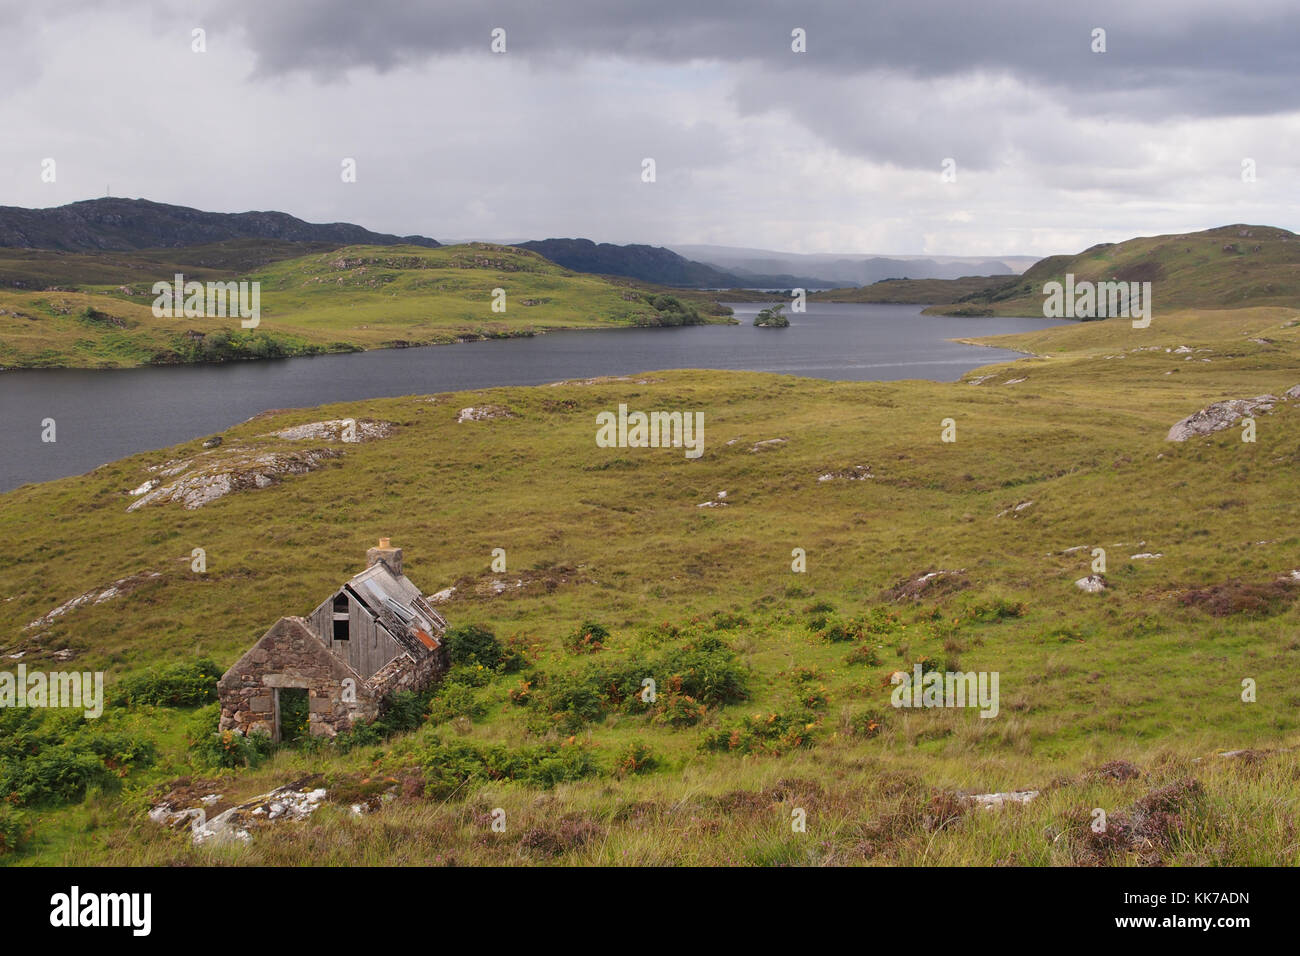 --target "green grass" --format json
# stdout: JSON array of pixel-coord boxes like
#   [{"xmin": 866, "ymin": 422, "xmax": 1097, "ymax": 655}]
[{"xmin": 2, "ymin": 304, "xmax": 1300, "ymax": 865}]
